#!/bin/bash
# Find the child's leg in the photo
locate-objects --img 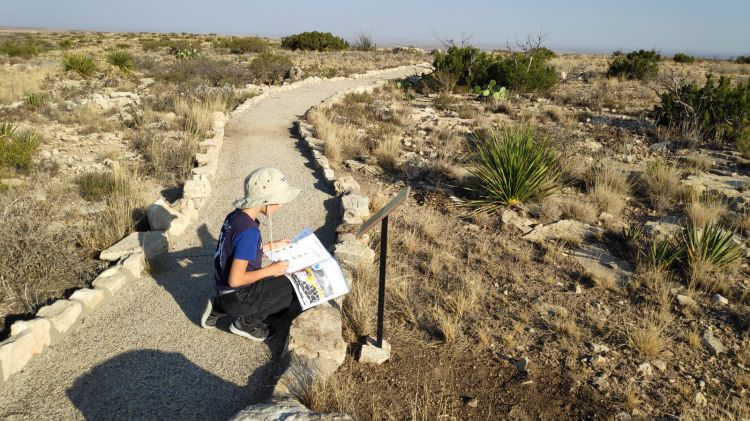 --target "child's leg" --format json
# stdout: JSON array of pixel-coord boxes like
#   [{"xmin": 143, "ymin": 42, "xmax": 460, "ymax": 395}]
[{"xmin": 217, "ymin": 276, "xmax": 294, "ymax": 328}]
